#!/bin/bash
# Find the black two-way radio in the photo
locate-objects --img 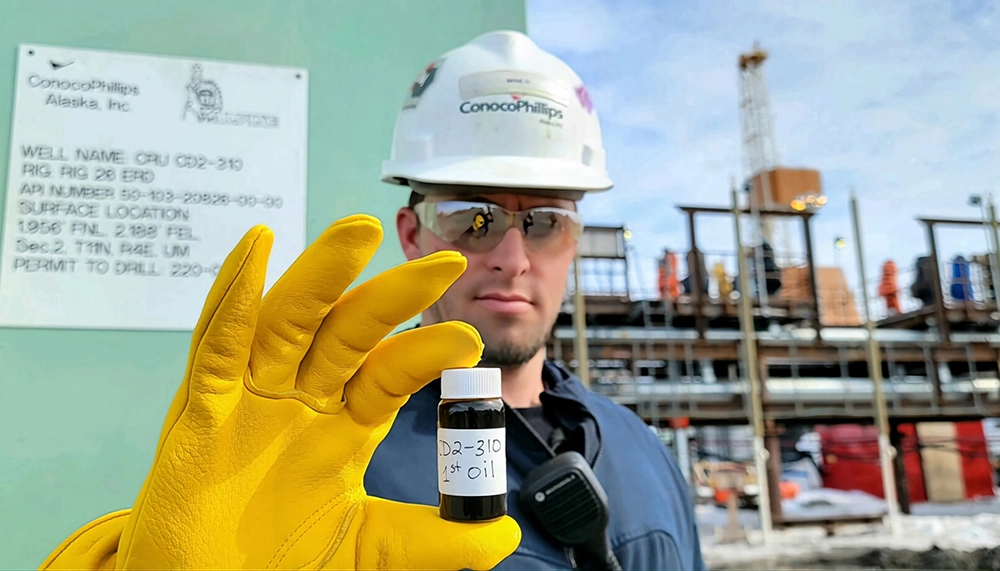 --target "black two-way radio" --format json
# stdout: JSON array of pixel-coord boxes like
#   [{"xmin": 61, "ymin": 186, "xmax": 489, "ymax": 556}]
[{"xmin": 518, "ymin": 451, "xmax": 623, "ymax": 571}]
